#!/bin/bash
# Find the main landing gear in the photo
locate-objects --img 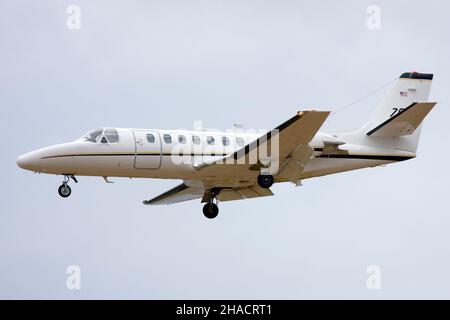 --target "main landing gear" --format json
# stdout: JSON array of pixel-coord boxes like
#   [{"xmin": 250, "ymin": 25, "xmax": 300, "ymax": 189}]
[
  {"xmin": 203, "ymin": 202, "xmax": 219, "ymax": 219},
  {"xmin": 257, "ymin": 174, "xmax": 274, "ymax": 189},
  {"xmin": 202, "ymin": 188, "xmax": 220, "ymax": 219},
  {"xmin": 201, "ymin": 176, "xmax": 273, "ymax": 219},
  {"xmin": 58, "ymin": 175, "xmax": 78, "ymax": 198}
]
